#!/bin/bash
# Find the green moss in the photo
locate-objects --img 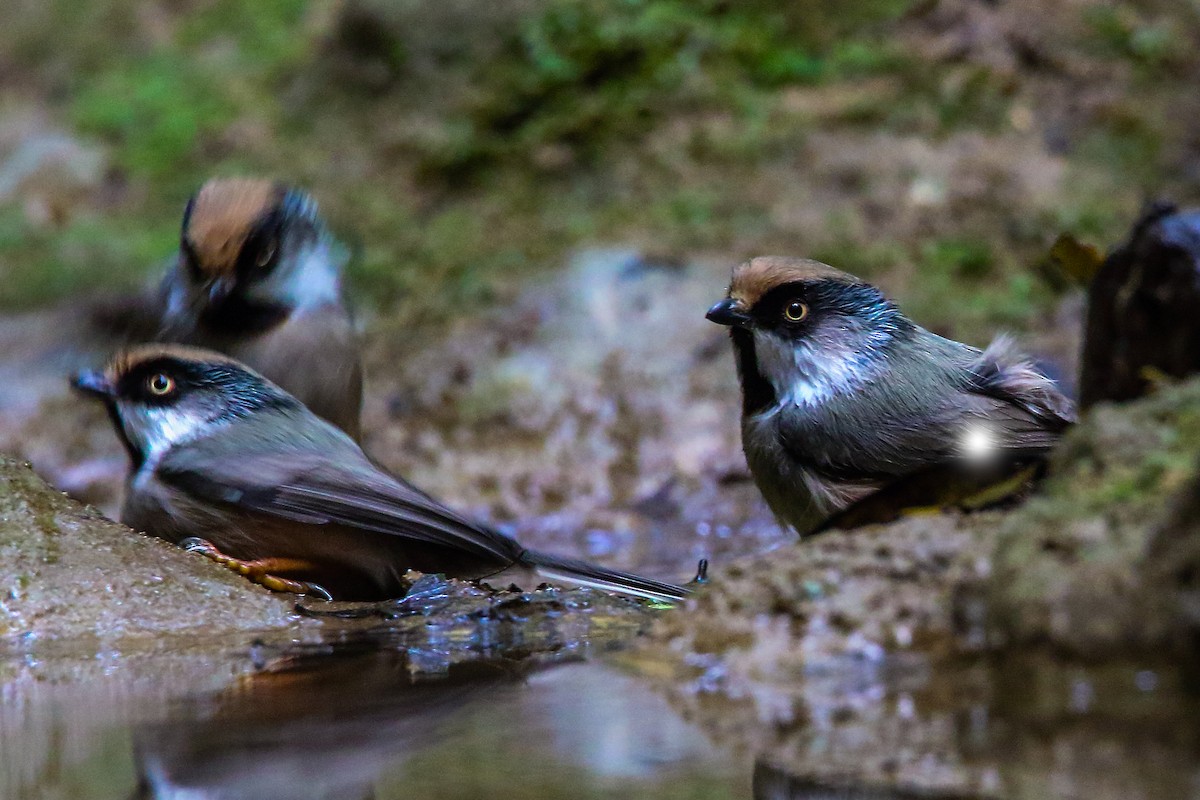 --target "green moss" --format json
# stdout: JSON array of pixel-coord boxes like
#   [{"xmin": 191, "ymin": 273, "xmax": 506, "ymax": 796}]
[
  {"xmin": 2, "ymin": 0, "xmax": 1198, "ymax": 336},
  {"xmin": 986, "ymin": 379, "xmax": 1200, "ymax": 654},
  {"xmin": 73, "ymin": 56, "xmax": 237, "ymax": 179},
  {"xmin": 807, "ymin": 235, "xmax": 908, "ymax": 281},
  {"xmin": 0, "ymin": 207, "xmax": 174, "ymax": 307},
  {"xmin": 418, "ymin": 0, "xmax": 921, "ymax": 178},
  {"xmin": 920, "ymin": 237, "xmax": 995, "ymax": 280},
  {"xmin": 897, "ymin": 235, "xmax": 1052, "ymax": 341},
  {"xmin": 178, "ymin": 0, "xmax": 310, "ymax": 71},
  {"xmin": 1083, "ymin": 5, "xmax": 1182, "ymax": 71}
]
